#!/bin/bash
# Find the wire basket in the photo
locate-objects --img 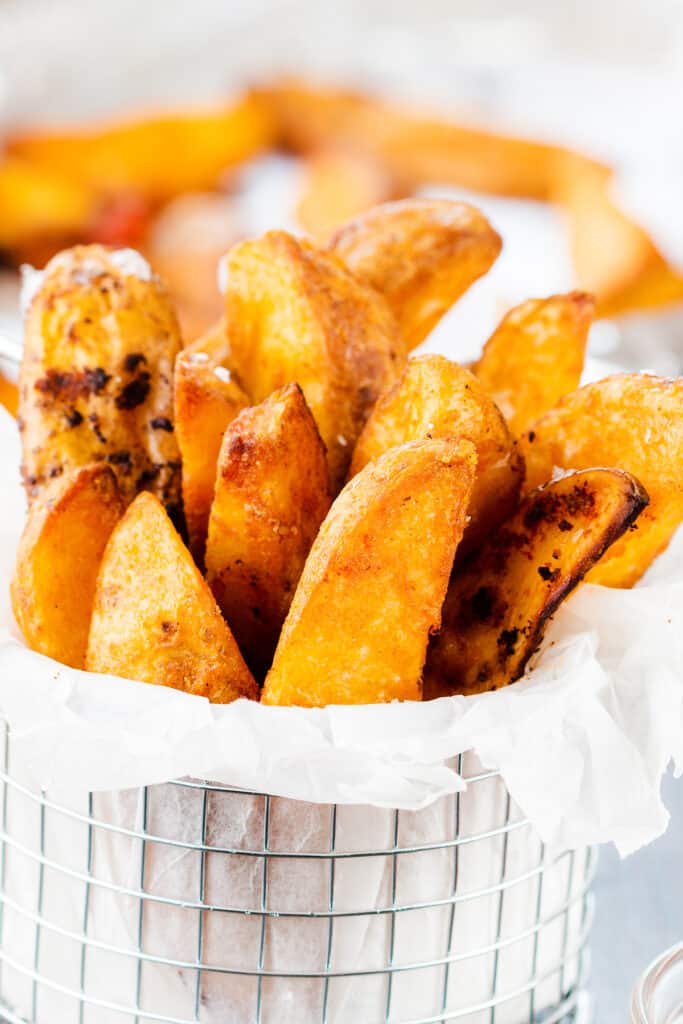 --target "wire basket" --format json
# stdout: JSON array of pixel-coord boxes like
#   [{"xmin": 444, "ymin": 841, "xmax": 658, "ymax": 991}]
[{"xmin": 0, "ymin": 719, "xmax": 595, "ymax": 1024}]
